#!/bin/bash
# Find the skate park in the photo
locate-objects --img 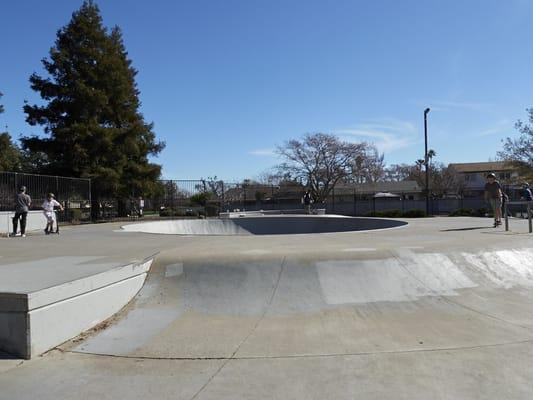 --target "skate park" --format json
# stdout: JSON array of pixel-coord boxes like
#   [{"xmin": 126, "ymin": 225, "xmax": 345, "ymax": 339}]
[
  {"xmin": 3, "ymin": 0, "xmax": 533, "ymax": 398},
  {"xmin": 2, "ymin": 215, "xmax": 533, "ymax": 399}
]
